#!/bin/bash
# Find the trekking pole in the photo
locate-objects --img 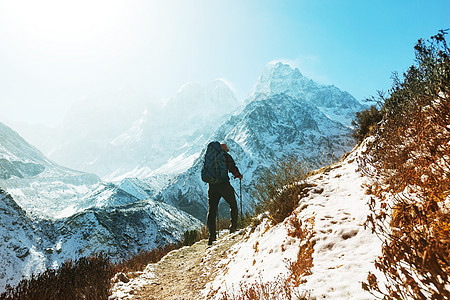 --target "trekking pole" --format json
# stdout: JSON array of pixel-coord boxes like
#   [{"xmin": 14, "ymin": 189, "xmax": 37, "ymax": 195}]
[
  {"xmin": 239, "ymin": 179, "xmax": 243, "ymax": 228},
  {"xmin": 232, "ymin": 180, "xmax": 243, "ymax": 228}
]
